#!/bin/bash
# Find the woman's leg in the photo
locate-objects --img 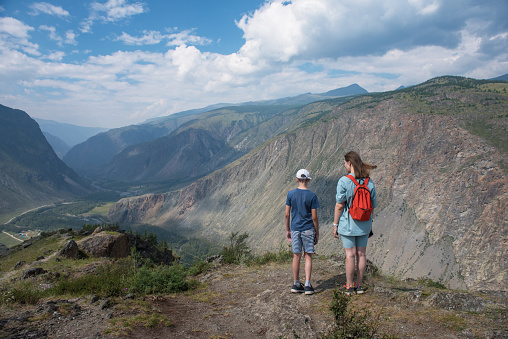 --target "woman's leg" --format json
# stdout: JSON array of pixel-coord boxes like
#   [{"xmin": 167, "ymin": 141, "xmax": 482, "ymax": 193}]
[
  {"xmin": 344, "ymin": 247, "xmax": 357, "ymax": 288},
  {"xmin": 356, "ymin": 246, "xmax": 367, "ymax": 287}
]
